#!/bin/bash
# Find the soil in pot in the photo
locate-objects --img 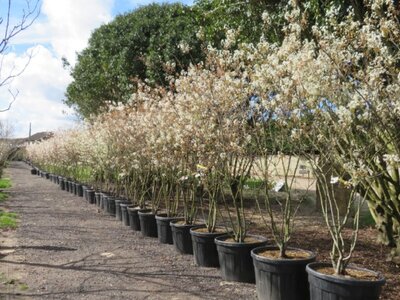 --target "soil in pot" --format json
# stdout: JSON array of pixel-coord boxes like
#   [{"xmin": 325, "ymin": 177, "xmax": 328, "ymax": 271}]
[
  {"xmin": 156, "ymin": 214, "xmax": 183, "ymax": 245},
  {"xmin": 252, "ymin": 246, "xmax": 316, "ymax": 300},
  {"xmin": 215, "ymin": 234, "xmax": 268, "ymax": 283},
  {"xmin": 127, "ymin": 207, "xmax": 141, "ymax": 231},
  {"xmin": 138, "ymin": 210, "xmax": 158, "ymax": 237},
  {"xmin": 190, "ymin": 225, "xmax": 229, "ymax": 268},
  {"xmin": 170, "ymin": 220, "xmax": 202, "ymax": 255},
  {"xmin": 306, "ymin": 262, "xmax": 385, "ymax": 300}
]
